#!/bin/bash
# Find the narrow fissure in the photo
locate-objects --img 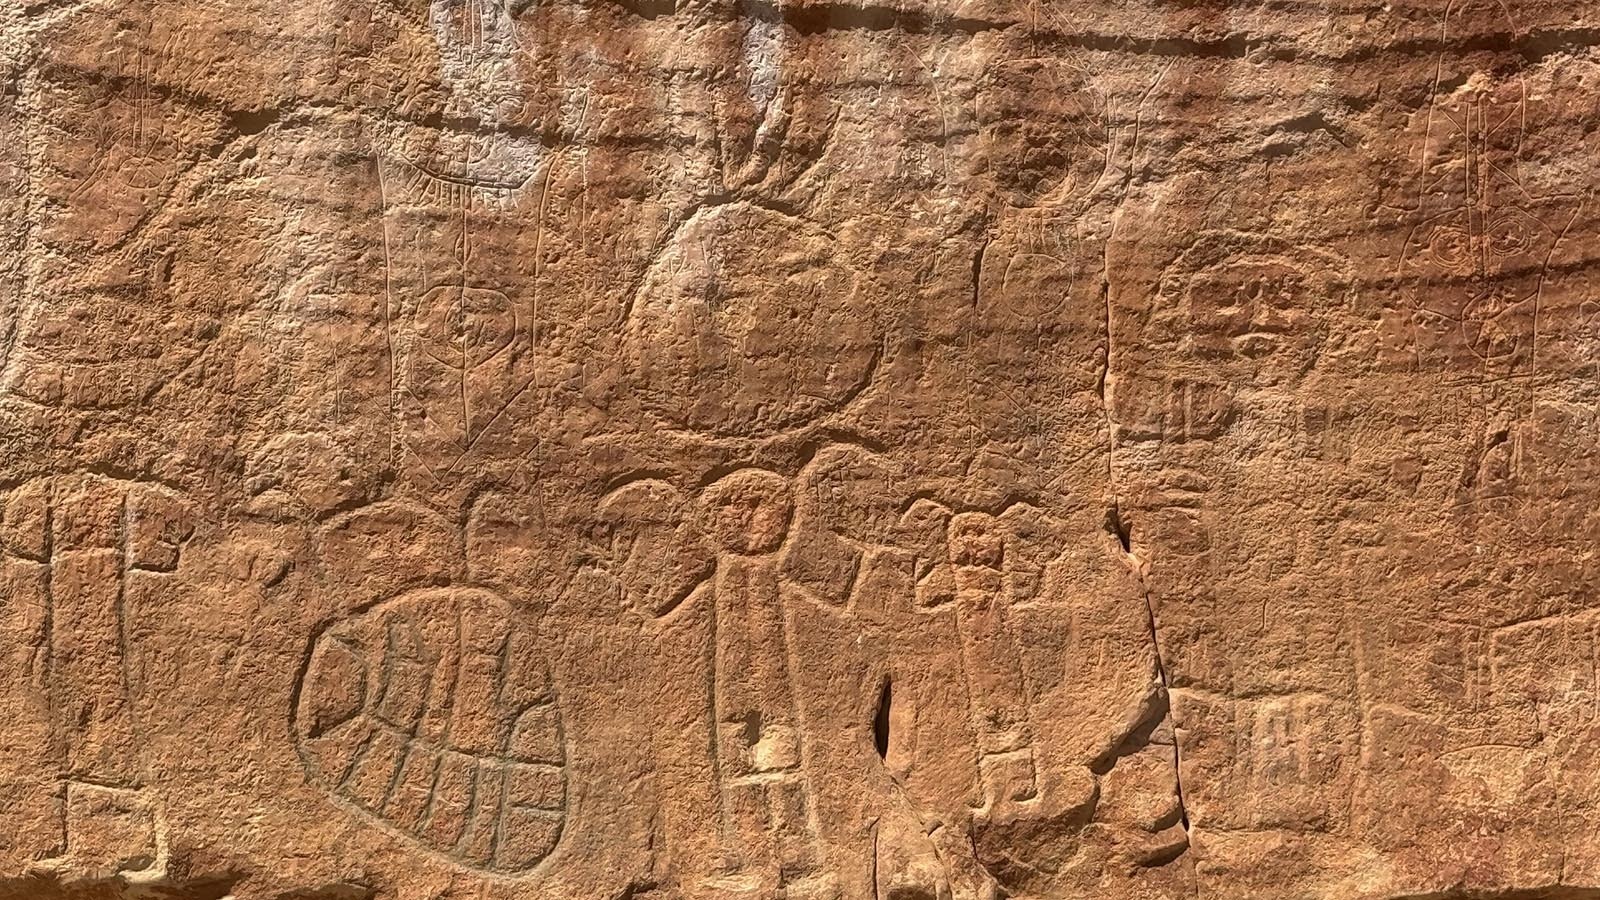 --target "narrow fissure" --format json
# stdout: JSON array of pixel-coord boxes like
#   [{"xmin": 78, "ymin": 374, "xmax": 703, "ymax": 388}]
[
  {"xmin": 1098, "ymin": 252, "xmax": 1191, "ymax": 839},
  {"xmin": 1135, "ymin": 555, "xmax": 1191, "ymax": 833},
  {"xmin": 872, "ymin": 677, "xmax": 892, "ymax": 760},
  {"xmin": 969, "ymin": 238, "xmax": 988, "ymax": 309},
  {"xmin": 1105, "ymin": 503, "xmax": 1132, "ymax": 553},
  {"xmin": 1108, "ymin": 504, "xmax": 1191, "ymax": 835}
]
